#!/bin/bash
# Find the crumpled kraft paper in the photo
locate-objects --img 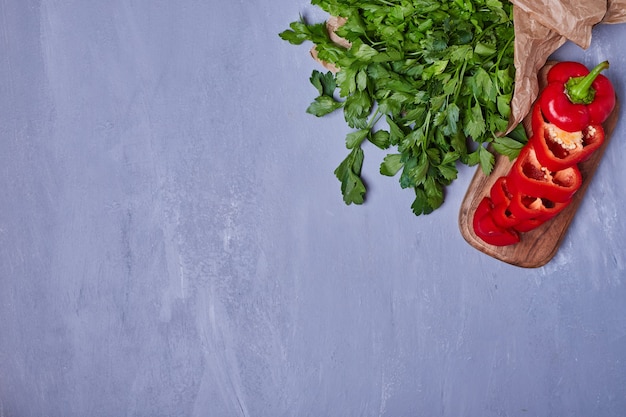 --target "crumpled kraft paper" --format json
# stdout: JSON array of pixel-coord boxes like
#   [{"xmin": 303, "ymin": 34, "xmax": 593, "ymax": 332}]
[{"xmin": 508, "ymin": 0, "xmax": 626, "ymax": 132}]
